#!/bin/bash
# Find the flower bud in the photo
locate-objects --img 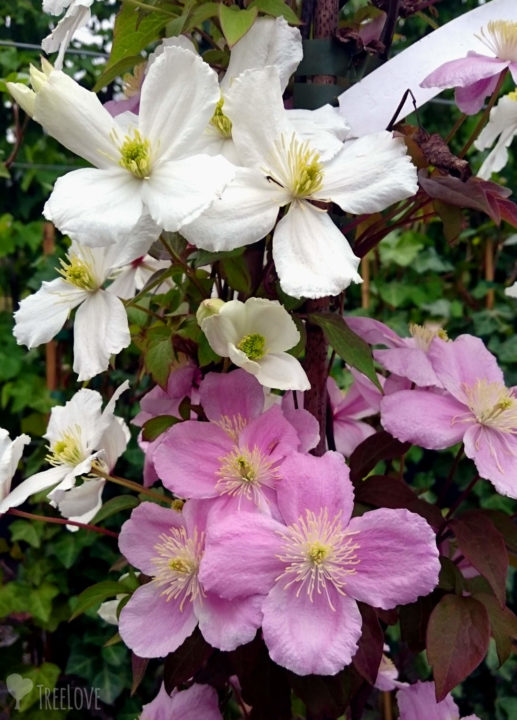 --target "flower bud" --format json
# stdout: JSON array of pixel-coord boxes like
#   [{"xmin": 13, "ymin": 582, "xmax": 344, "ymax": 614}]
[{"xmin": 196, "ymin": 298, "xmax": 225, "ymax": 328}]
